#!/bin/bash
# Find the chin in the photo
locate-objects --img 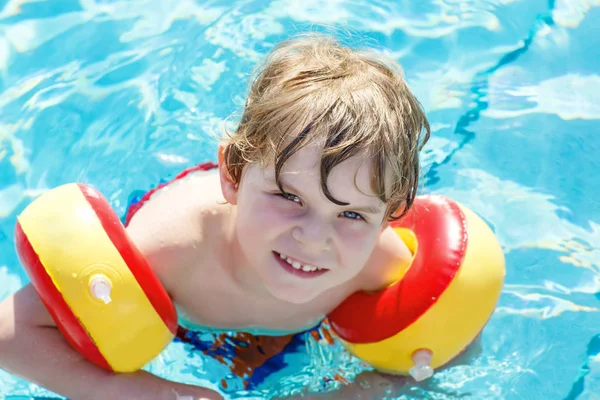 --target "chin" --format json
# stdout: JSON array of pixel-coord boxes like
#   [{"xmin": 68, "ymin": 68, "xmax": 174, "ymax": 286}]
[{"xmin": 268, "ymin": 285, "xmax": 321, "ymax": 305}]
